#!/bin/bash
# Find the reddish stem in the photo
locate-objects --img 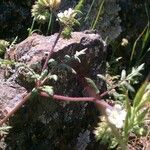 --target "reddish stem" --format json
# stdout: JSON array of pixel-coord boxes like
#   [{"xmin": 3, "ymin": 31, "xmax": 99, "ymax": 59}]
[
  {"xmin": 40, "ymin": 92, "xmax": 112, "ymax": 110},
  {"xmin": 40, "ymin": 92, "xmax": 96, "ymax": 102},
  {"xmin": 42, "ymin": 29, "xmax": 62, "ymax": 72},
  {"xmin": 53, "ymin": 94, "xmax": 111, "ymax": 109},
  {"xmin": 99, "ymin": 84, "xmax": 118, "ymax": 98},
  {"xmin": 0, "ymin": 83, "xmax": 113, "ymax": 126}
]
